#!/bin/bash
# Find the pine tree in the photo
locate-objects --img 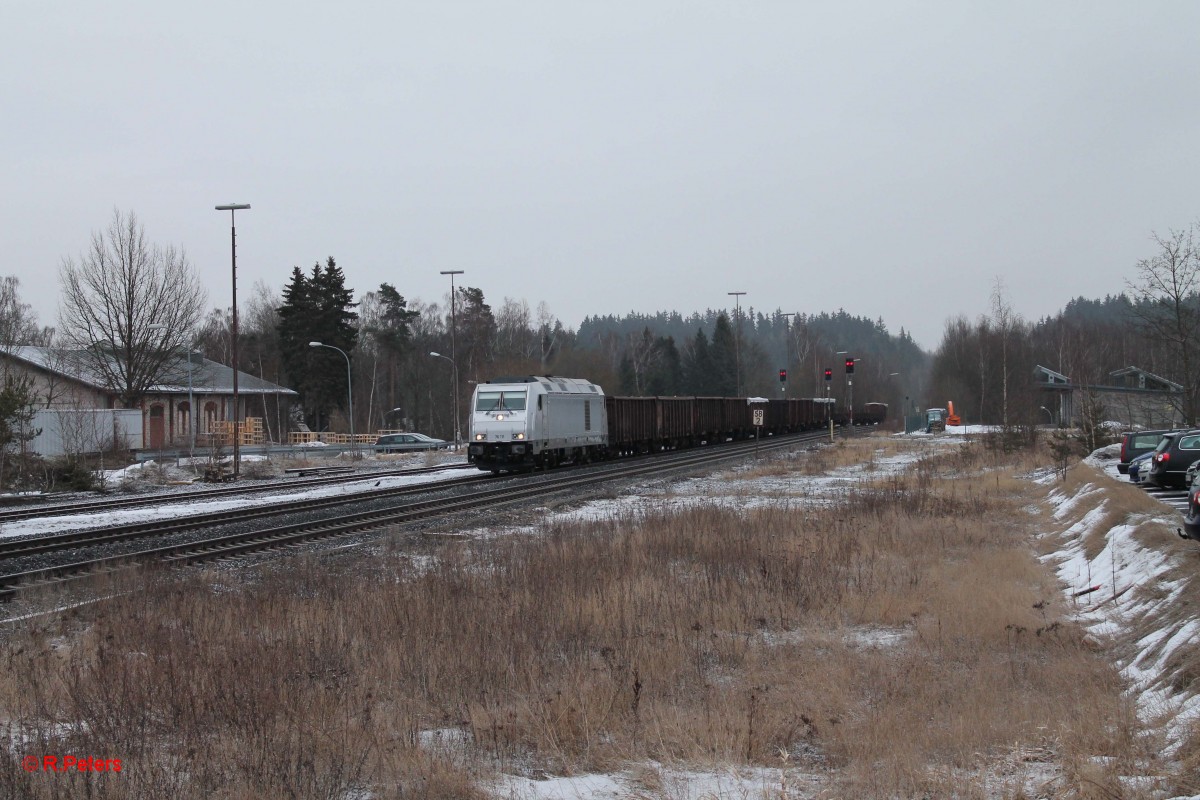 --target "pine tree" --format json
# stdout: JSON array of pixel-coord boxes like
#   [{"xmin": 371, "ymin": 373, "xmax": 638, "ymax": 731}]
[
  {"xmin": 710, "ymin": 313, "xmax": 738, "ymax": 396},
  {"xmin": 645, "ymin": 335, "xmax": 682, "ymax": 396},
  {"xmin": 277, "ymin": 258, "xmax": 358, "ymax": 429},
  {"xmin": 683, "ymin": 328, "xmax": 713, "ymax": 394}
]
